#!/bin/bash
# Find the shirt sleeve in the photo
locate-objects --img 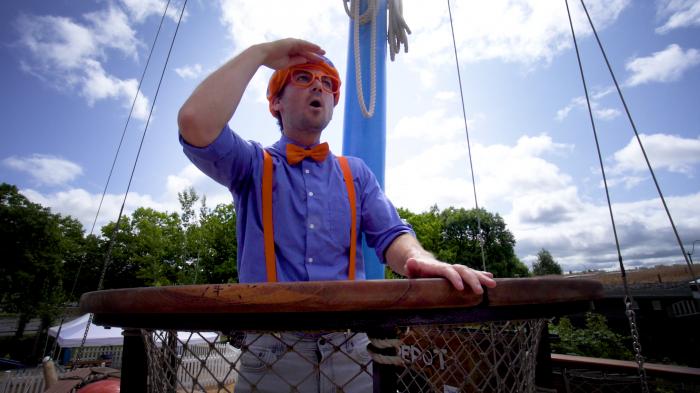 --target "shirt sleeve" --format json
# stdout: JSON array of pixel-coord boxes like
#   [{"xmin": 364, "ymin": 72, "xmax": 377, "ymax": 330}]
[
  {"xmin": 353, "ymin": 158, "xmax": 415, "ymax": 263},
  {"xmin": 179, "ymin": 125, "xmax": 258, "ymax": 192}
]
